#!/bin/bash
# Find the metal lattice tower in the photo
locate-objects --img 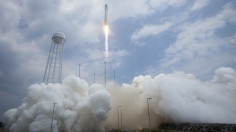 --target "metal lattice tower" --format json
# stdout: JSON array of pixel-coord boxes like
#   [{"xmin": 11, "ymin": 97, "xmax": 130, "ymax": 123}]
[{"xmin": 43, "ymin": 32, "xmax": 65, "ymax": 84}]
